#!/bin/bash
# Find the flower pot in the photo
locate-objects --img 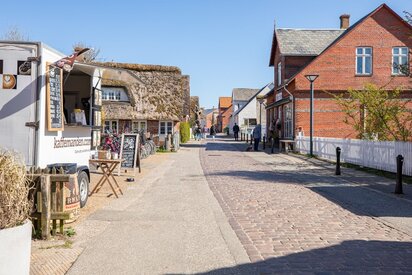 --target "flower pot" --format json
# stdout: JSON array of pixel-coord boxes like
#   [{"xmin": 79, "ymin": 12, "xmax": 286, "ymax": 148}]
[
  {"xmin": 0, "ymin": 219, "xmax": 32, "ymax": 275},
  {"xmin": 98, "ymin": 150, "xmax": 107, "ymax": 159}
]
